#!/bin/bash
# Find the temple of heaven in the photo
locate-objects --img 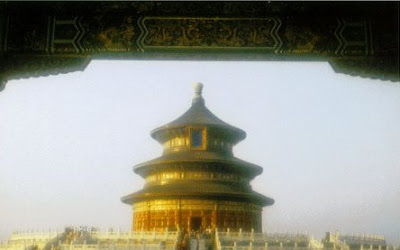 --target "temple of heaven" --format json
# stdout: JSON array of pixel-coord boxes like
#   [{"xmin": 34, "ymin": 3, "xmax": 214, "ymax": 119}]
[{"xmin": 121, "ymin": 83, "xmax": 274, "ymax": 233}]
